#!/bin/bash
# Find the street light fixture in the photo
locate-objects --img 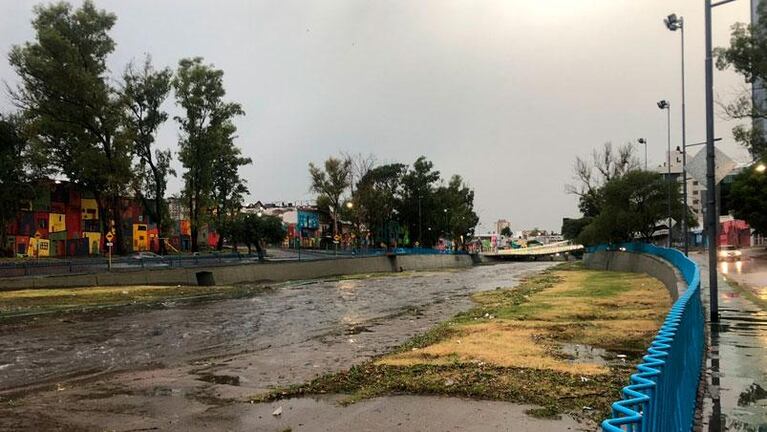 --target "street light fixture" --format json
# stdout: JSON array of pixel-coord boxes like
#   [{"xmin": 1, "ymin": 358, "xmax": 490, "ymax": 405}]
[
  {"xmin": 346, "ymin": 201, "xmax": 354, "ymax": 209},
  {"xmin": 658, "ymin": 99, "xmax": 673, "ymax": 248},
  {"xmin": 665, "ymin": 12, "xmax": 689, "ymax": 256},
  {"xmin": 638, "ymin": 138, "xmax": 648, "ymax": 170},
  {"xmin": 756, "ymin": 163, "xmax": 766, "ymax": 173}
]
